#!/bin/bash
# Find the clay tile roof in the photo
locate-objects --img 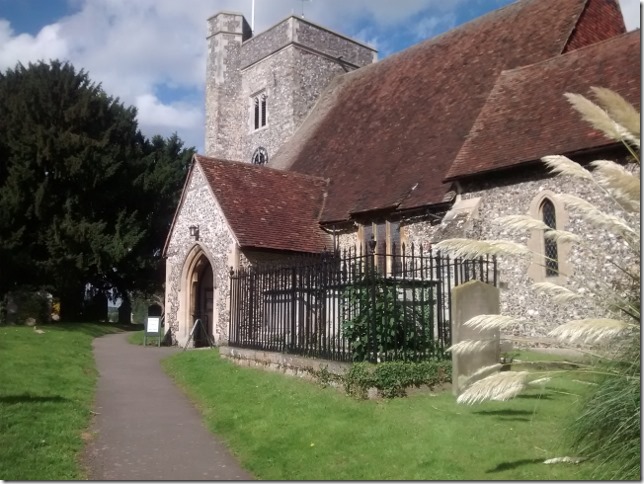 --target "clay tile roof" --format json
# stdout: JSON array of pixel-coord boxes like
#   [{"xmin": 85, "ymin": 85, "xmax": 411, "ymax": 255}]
[
  {"xmin": 274, "ymin": 0, "xmax": 592, "ymax": 222},
  {"xmin": 195, "ymin": 155, "xmax": 331, "ymax": 253},
  {"xmin": 446, "ymin": 30, "xmax": 641, "ymax": 181}
]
